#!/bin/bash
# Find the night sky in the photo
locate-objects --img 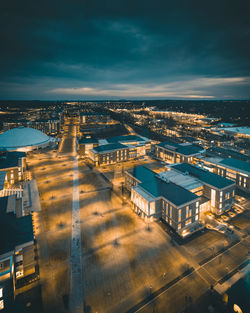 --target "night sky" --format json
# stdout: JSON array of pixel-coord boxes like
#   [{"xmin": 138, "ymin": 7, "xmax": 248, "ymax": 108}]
[{"xmin": 0, "ymin": 0, "xmax": 250, "ymax": 100}]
